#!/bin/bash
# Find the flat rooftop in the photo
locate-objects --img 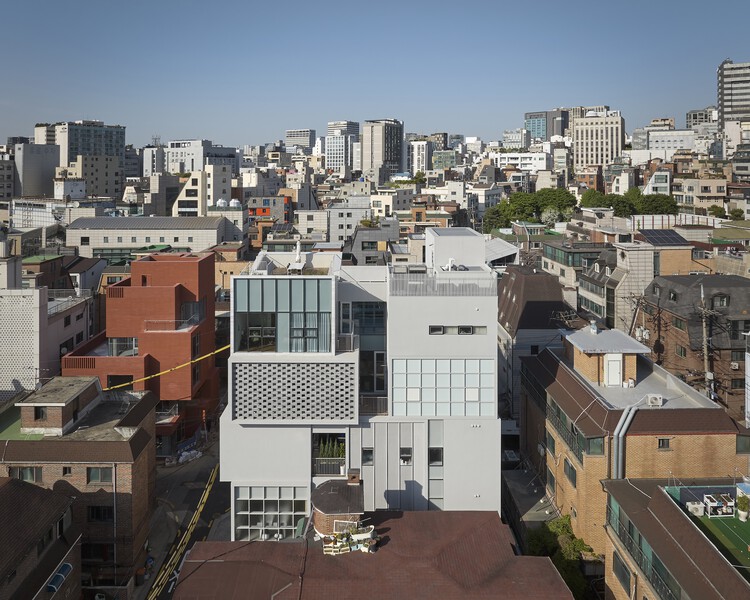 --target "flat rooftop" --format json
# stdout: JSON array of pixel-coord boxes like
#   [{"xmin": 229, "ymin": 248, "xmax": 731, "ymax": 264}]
[
  {"xmin": 565, "ymin": 327, "xmax": 650, "ymax": 354},
  {"xmin": 15, "ymin": 376, "xmax": 93, "ymax": 405},
  {"xmin": 551, "ymin": 348, "xmax": 716, "ymax": 410}
]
